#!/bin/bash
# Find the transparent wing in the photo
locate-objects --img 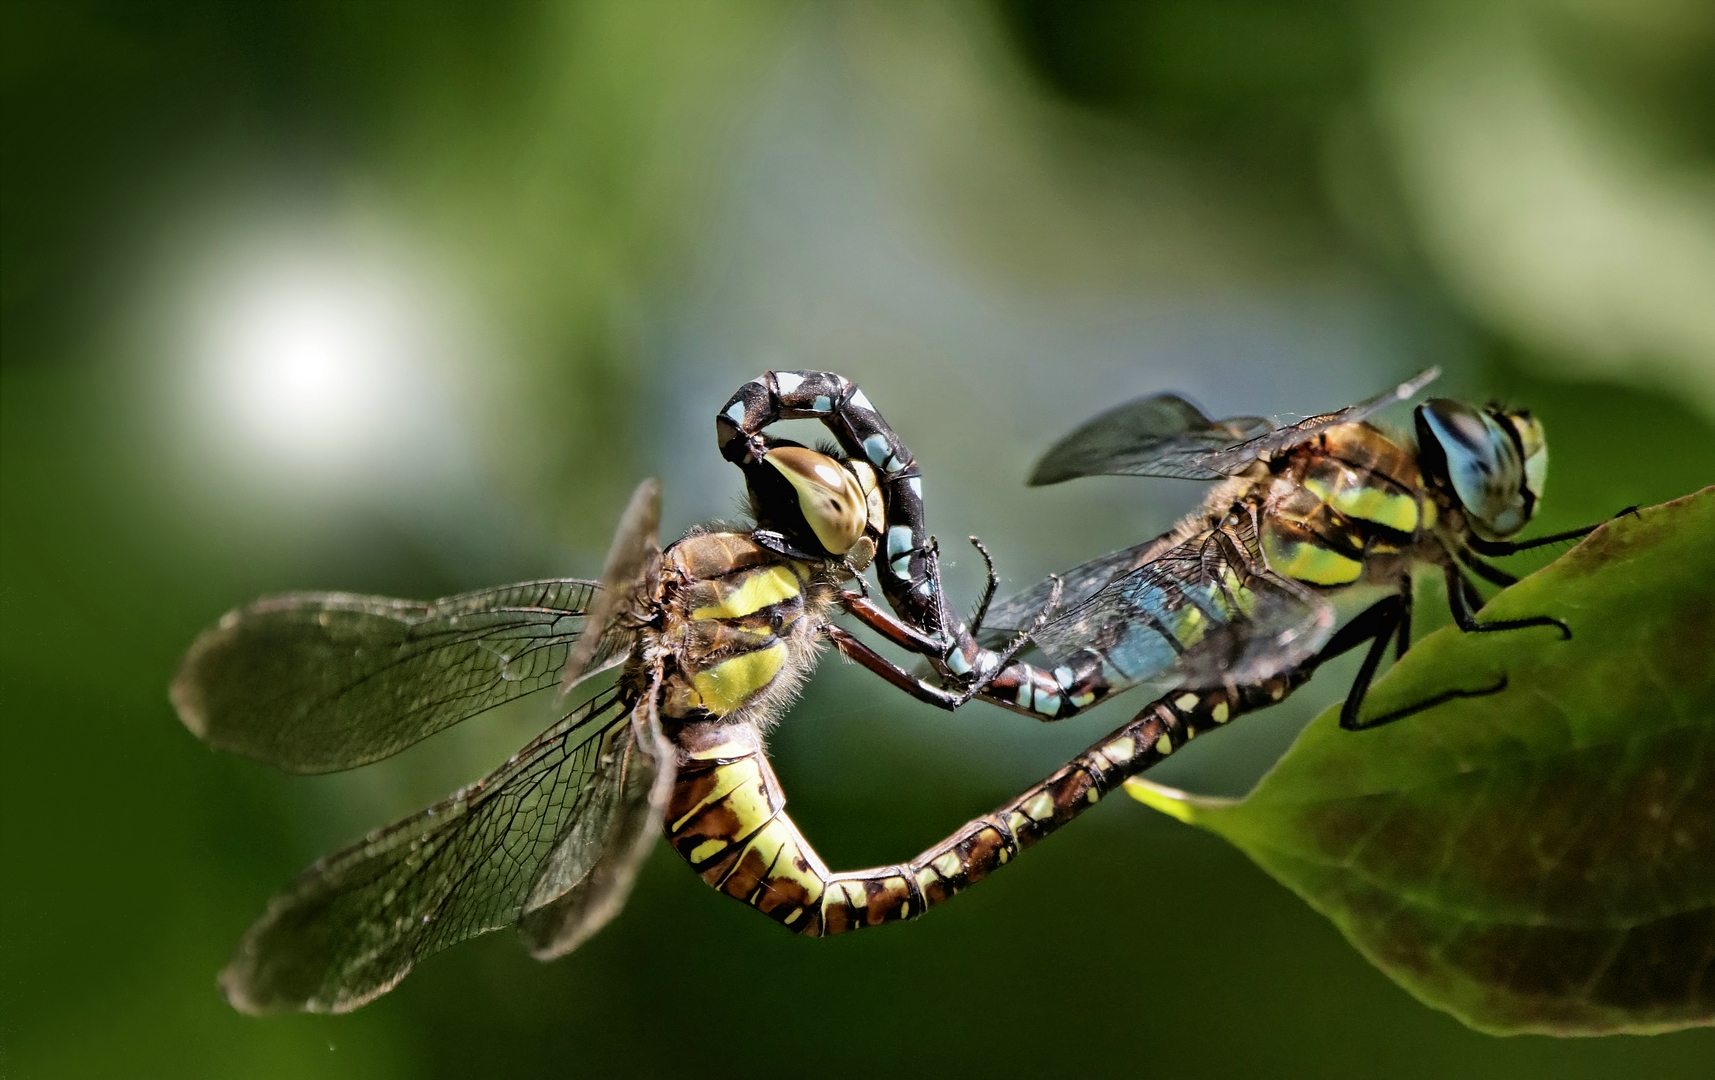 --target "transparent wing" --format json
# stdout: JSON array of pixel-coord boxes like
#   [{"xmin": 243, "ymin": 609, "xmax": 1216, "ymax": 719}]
[
  {"xmin": 561, "ymin": 478, "xmax": 661, "ymax": 691},
  {"xmin": 1029, "ymin": 393, "xmax": 1269, "ymax": 485},
  {"xmin": 172, "ymin": 579, "xmax": 633, "ymax": 774},
  {"xmin": 1190, "ymin": 368, "xmax": 1440, "ymax": 477},
  {"xmin": 1032, "ymin": 526, "xmax": 1335, "ymax": 692},
  {"xmin": 519, "ymin": 672, "xmax": 675, "ymax": 960},
  {"xmin": 980, "ymin": 525, "xmax": 1187, "ymax": 639},
  {"xmin": 220, "ymin": 680, "xmax": 671, "ymax": 1014},
  {"xmin": 1027, "ymin": 368, "xmax": 1438, "ymax": 484}
]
